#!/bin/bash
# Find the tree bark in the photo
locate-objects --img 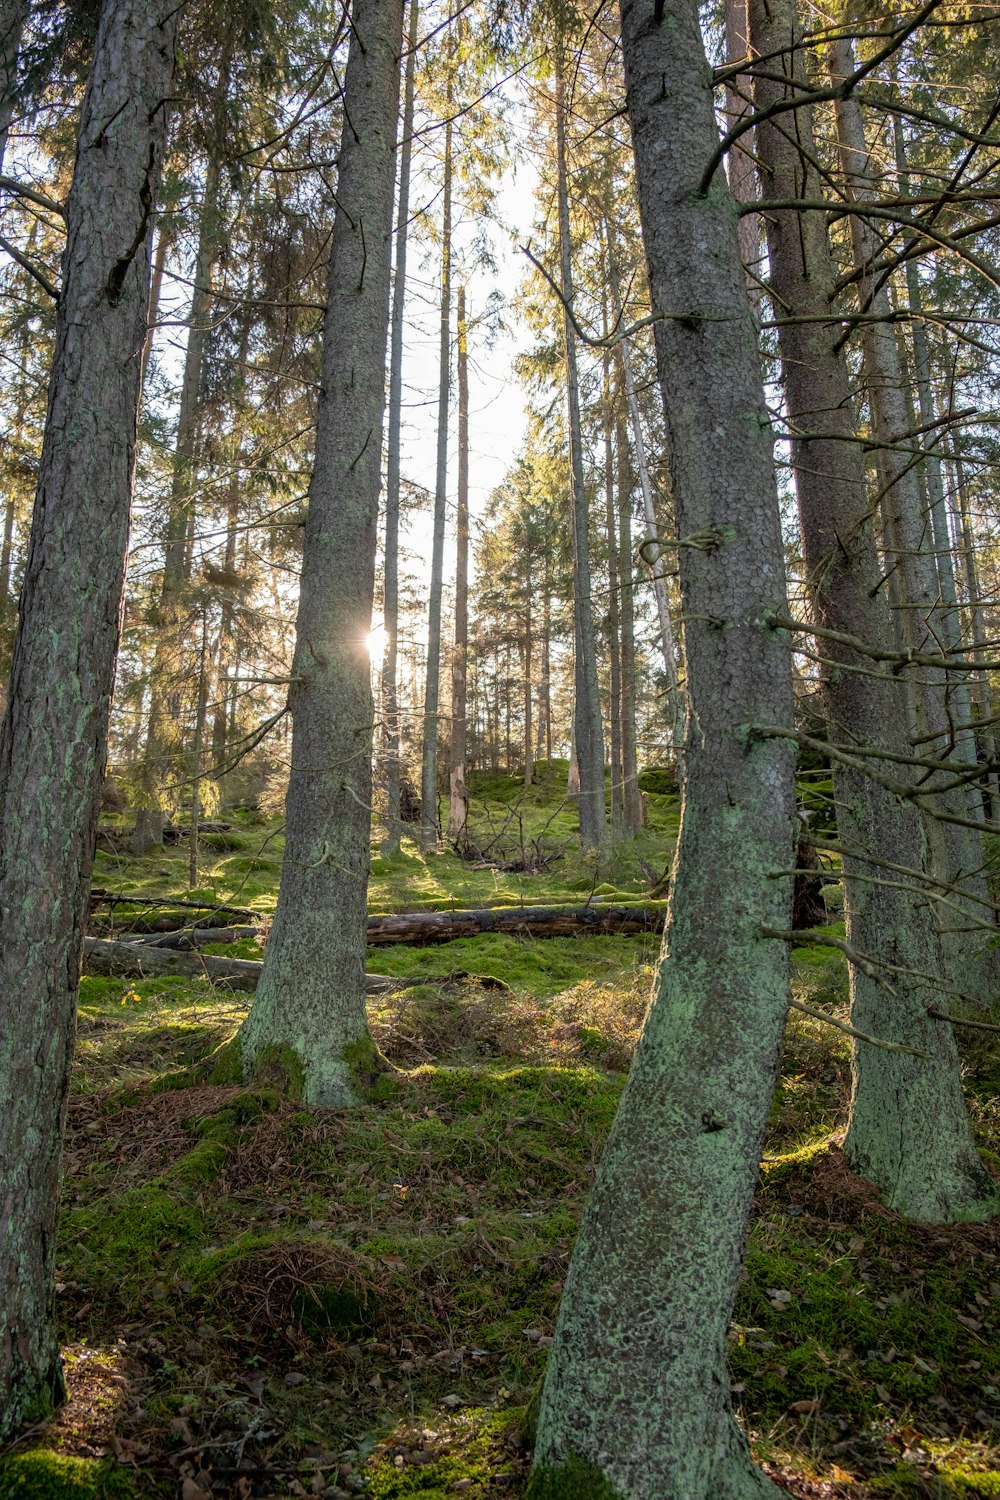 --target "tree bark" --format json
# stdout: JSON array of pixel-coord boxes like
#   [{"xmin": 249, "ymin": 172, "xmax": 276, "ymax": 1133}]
[
  {"xmin": 616, "ymin": 399, "xmax": 643, "ymax": 834},
  {"xmin": 830, "ymin": 37, "xmax": 995, "ymax": 1011},
  {"xmin": 0, "ymin": 0, "xmax": 177, "ymax": 1440},
  {"xmin": 529, "ymin": 0, "xmax": 796, "ymax": 1490},
  {"xmin": 235, "ymin": 0, "xmax": 404, "ymax": 1106},
  {"xmin": 448, "ymin": 282, "xmax": 470, "ymax": 836},
  {"xmin": 420, "ymin": 100, "xmax": 454, "ymax": 850},
  {"xmin": 555, "ymin": 43, "xmax": 606, "ymax": 850},
  {"xmin": 608, "ymin": 245, "xmax": 684, "ymax": 766},
  {"xmin": 751, "ymin": 0, "xmax": 996, "ymax": 1222},
  {"xmin": 381, "ymin": 0, "xmax": 418, "ymax": 857},
  {"xmin": 0, "ymin": 0, "xmax": 27, "ymax": 169}
]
